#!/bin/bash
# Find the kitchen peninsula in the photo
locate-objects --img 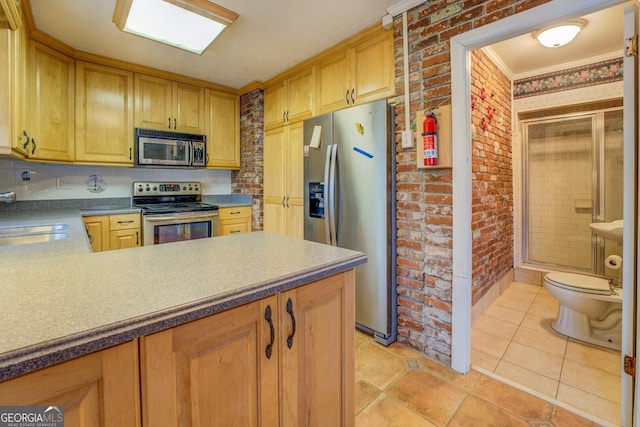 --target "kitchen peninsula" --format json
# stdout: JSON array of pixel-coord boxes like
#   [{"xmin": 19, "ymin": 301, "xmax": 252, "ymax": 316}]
[{"xmin": 0, "ymin": 211, "xmax": 365, "ymax": 425}]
